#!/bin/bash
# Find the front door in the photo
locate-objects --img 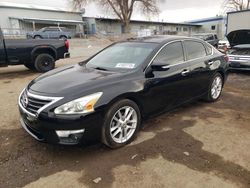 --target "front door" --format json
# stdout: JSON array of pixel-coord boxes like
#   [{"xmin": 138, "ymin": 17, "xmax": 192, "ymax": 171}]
[{"xmin": 143, "ymin": 41, "xmax": 192, "ymax": 114}]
